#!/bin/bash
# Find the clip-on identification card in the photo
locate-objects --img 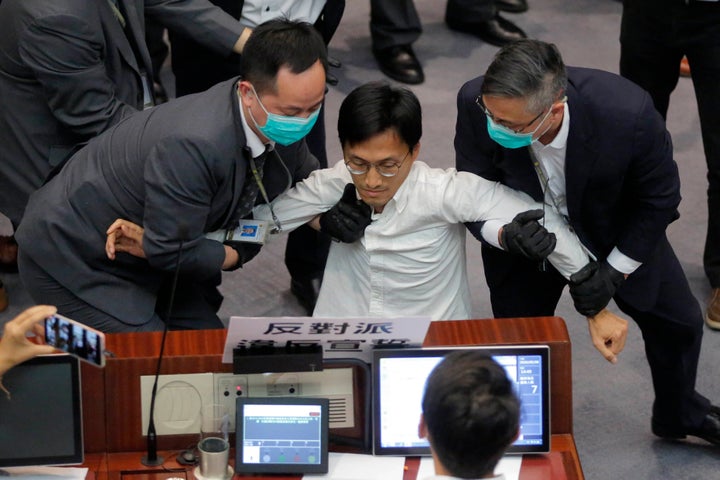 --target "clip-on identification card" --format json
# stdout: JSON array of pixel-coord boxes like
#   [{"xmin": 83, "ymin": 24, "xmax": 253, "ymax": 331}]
[{"xmin": 227, "ymin": 219, "xmax": 268, "ymax": 244}]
